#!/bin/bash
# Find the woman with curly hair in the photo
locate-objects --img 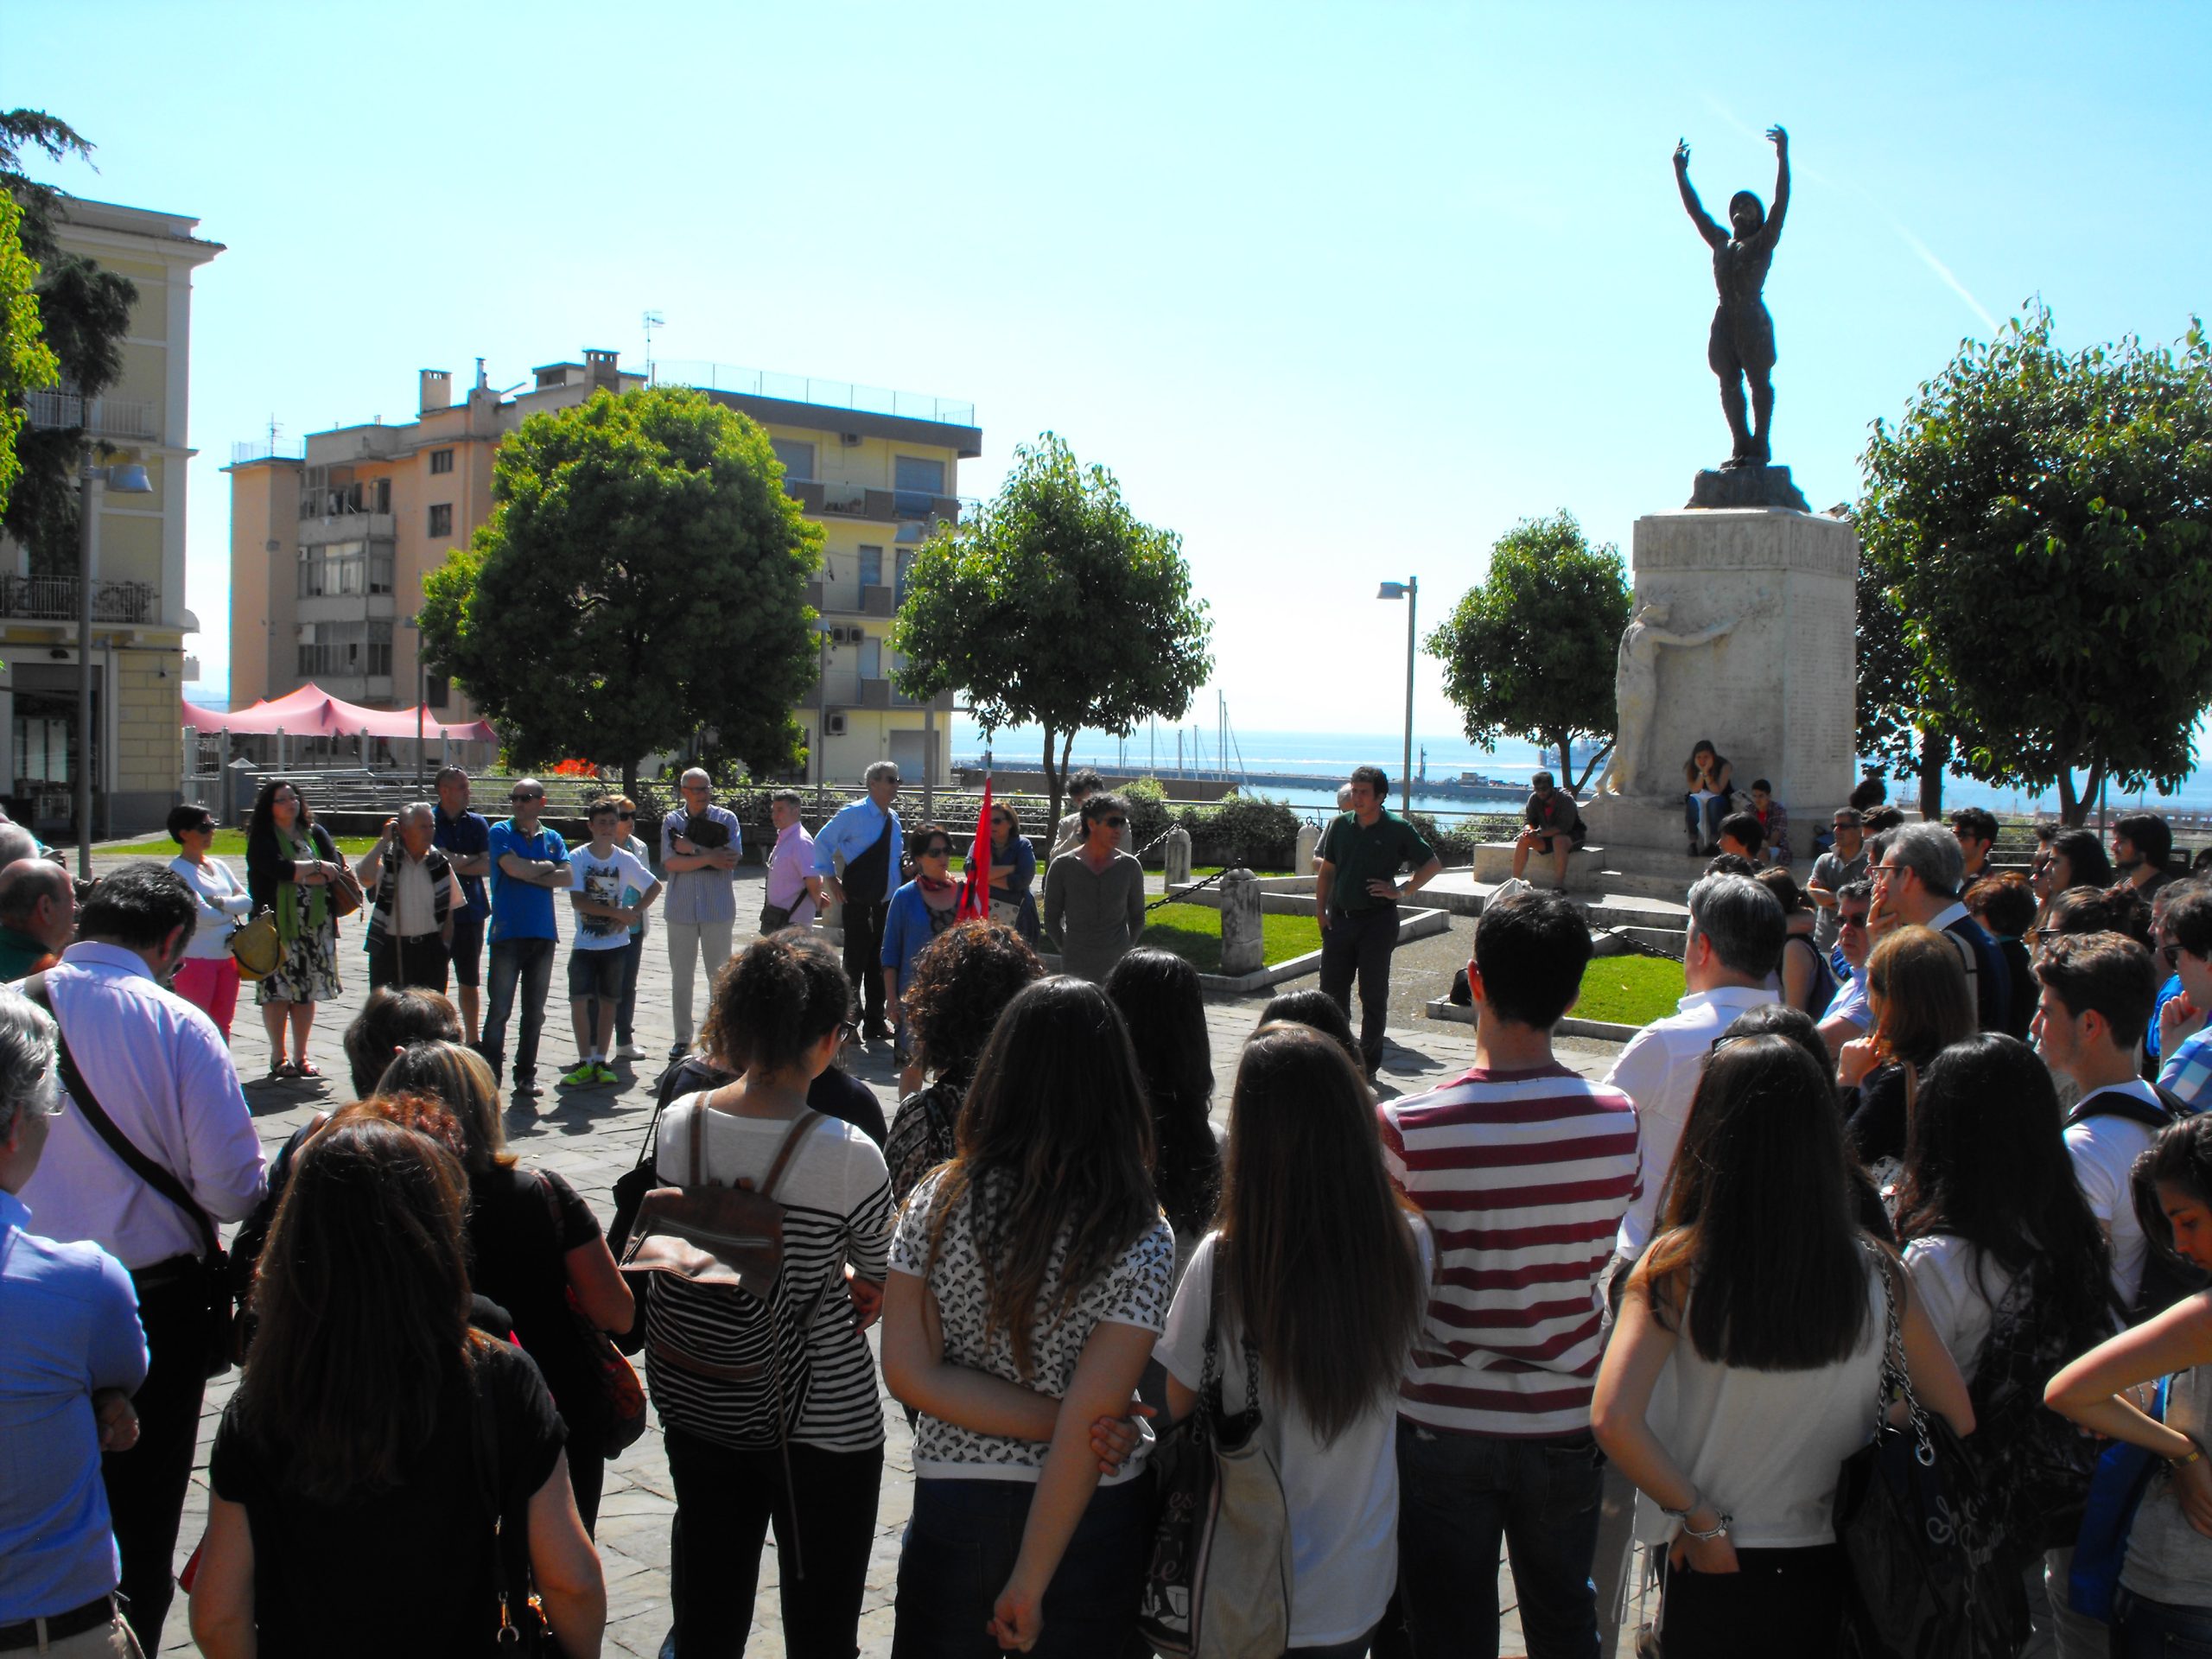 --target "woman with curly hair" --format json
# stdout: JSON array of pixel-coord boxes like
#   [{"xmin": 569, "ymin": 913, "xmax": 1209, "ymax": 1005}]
[{"xmin": 884, "ymin": 918, "xmax": 1043, "ymax": 1203}]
